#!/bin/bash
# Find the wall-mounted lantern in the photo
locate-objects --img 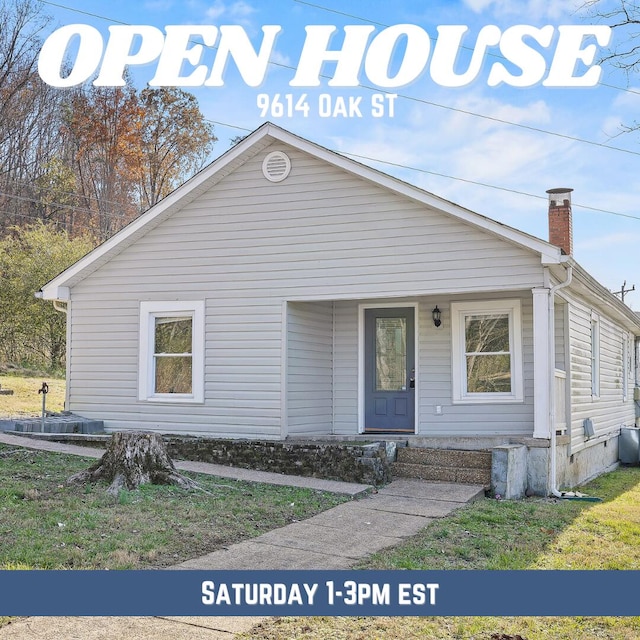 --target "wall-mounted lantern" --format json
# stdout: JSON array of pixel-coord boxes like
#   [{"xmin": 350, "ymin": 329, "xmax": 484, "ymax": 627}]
[{"xmin": 432, "ymin": 306, "xmax": 442, "ymax": 328}]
